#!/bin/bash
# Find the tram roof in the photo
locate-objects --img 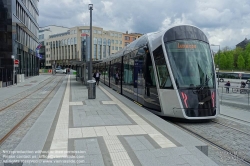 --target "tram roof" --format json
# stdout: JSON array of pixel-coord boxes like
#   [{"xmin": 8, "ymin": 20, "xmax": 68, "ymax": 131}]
[
  {"xmin": 101, "ymin": 34, "xmax": 151, "ymax": 63},
  {"xmin": 100, "ymin": 25, "xmax": 208, "ymax": 63}
]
